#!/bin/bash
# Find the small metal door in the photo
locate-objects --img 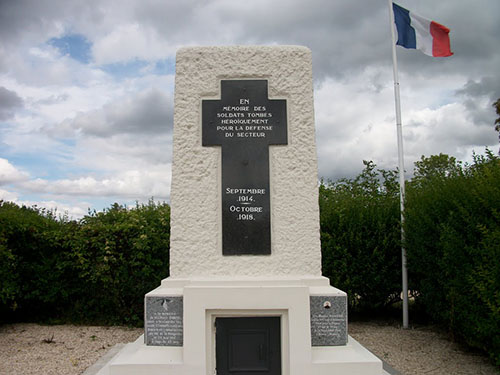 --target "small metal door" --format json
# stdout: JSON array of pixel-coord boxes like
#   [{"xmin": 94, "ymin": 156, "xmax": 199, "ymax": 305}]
[{"xmin": 216, "ymin": 317, "xmax": 281, "ymax": 375}]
